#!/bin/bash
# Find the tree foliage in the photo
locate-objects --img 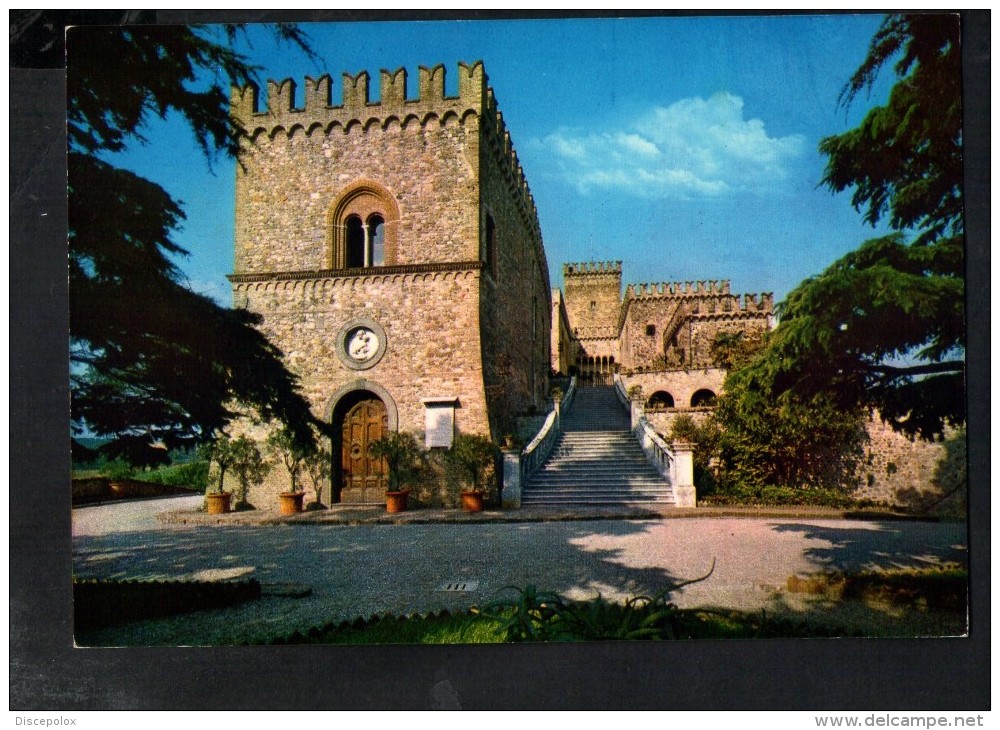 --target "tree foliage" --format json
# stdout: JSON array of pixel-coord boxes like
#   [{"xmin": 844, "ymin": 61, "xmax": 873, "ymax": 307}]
[
  {"xmin": 819, "ymin": 14, "xmax": 962, "ymax": 243},
  {"xmin": 68, "ymin": 24, "xmax": 321, "ymax": 464},
  {"xmin": 729, "ymin": 13, "xmax": 964, "ymax": 443},
  {"xmin": 267, "ymin": 426, "xmax": 315, "ymax": 494},
  {"xmin": 444, "ymin": 434, "xmax": 501, "ymax": 495},
  {"xmin": 712, "ymin": 370, "xmax": 868, "ymax": 494},
  {"xmin": 368, "ymin": 432, "xmax": 427, "ymax": 492}
]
